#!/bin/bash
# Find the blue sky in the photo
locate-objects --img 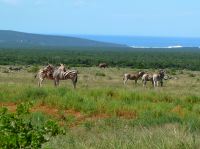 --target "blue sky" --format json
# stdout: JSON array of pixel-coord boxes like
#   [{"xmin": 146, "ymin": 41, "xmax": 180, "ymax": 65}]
[{"xmin": 0, "ymin": 0, "xmax": 200, "ymax": 37}]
